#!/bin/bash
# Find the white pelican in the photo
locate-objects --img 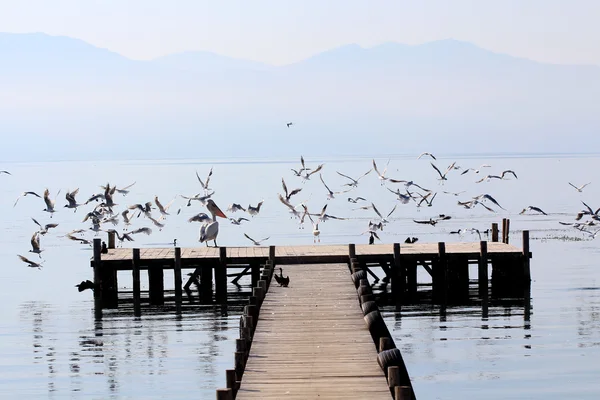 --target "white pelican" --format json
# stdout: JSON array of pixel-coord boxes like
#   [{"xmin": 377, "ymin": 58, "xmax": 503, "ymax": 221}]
[{"xmin": 199, "ymin": 200, "xmax": 227, "ymax": 247}]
